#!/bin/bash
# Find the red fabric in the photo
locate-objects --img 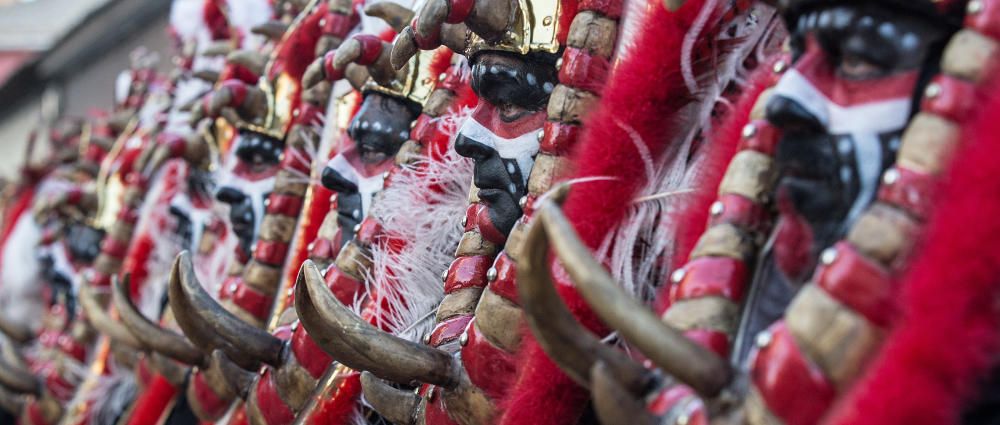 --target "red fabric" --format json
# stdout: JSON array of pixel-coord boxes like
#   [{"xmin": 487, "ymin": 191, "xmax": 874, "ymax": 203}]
[
  {"xmin": 125, "ymin": 374, "xmax": 178, "ymax": 425},
  {"xmin": 825, "ymin": 78, "xmax": 1000, "ymax": 425}
]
